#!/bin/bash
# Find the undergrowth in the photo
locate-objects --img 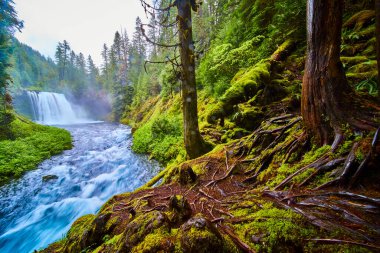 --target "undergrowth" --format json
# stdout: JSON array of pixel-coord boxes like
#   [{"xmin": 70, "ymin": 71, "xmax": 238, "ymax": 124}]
[{"xmin": 0, "ymin": 114, "xmax": 72, "ymax": 185}]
